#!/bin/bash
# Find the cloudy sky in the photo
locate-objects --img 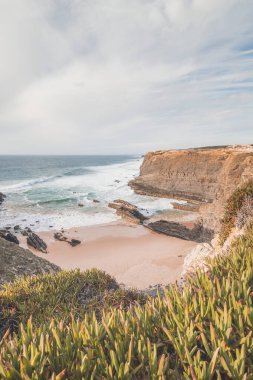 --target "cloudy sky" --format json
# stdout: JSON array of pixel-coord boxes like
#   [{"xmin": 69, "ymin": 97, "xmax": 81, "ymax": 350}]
[{"xmin": 0, "ymin": 0, "xmax": 253, "ymax": 154}]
